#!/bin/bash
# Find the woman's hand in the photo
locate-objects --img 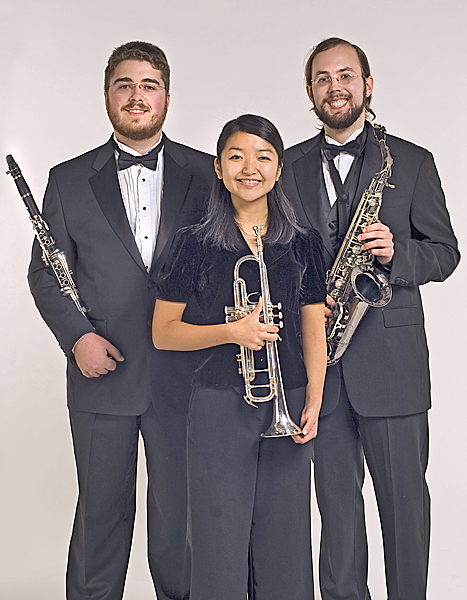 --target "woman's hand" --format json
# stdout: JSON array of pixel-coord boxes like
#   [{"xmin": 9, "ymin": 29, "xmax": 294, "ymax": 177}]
[
  {"xmin": 295, "ymin": 303, "xmax": 327, "ymax": 444},
  {"xmin": 292, "ymin": 400, "xmax": 321, "ymax": 444},
  {"xmin": 153, "ymin": 297, "xmax": 278, "ymax": 352},
  {"xmin": 228, "ymin": 297, "xmax": 279, "ymax": 350}
]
